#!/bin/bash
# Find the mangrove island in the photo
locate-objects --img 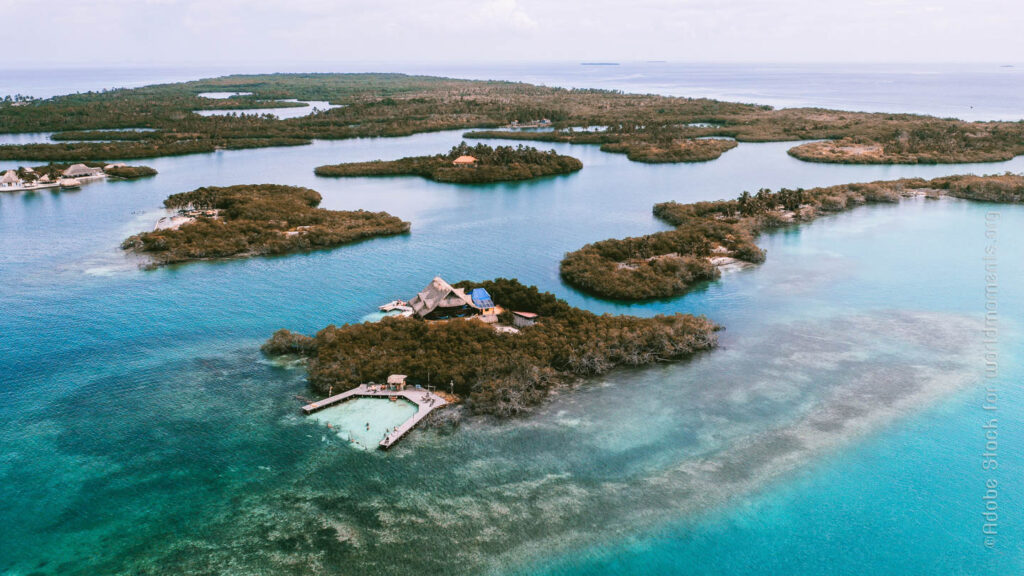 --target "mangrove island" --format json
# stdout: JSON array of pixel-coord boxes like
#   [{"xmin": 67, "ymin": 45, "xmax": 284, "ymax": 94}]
[
  {"xmin": 122, "ymin": 184, "xmax": 410, "ymax": 267},
  {"xmin": 462, "ymin": 129, "xmax": 739, "ymax": 163},
  {"xmin": 561, "ymin": 173, "xmax": 1024, "ymax": 300},
  {"xmin": 263, "ymin": 277, "xmax": 718, "ymax": 417},
  {"xmin": 314, "ymin": 142, "xmax": 583, "ymax": 183}
]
